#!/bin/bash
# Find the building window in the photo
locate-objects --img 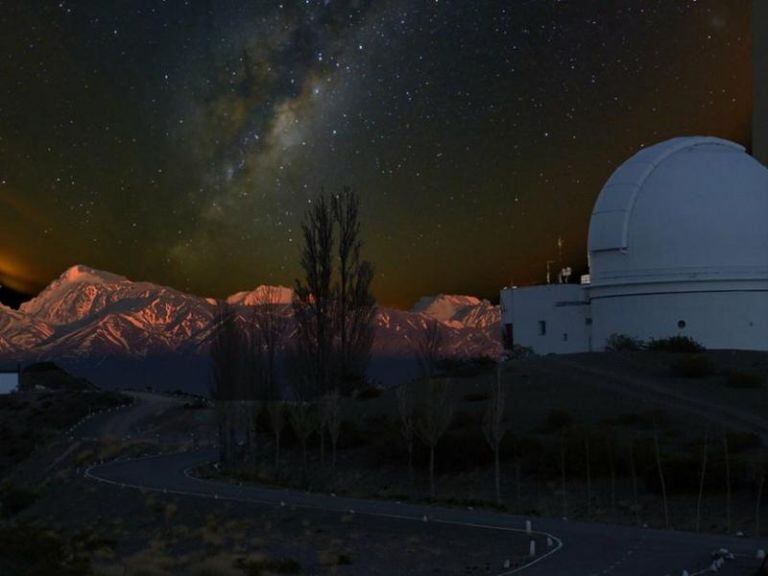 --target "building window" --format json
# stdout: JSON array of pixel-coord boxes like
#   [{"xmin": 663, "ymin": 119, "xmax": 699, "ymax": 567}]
[
  {"xmin": 585, "ymin": 317, "xmax": 593, "ymax": 326},
  {"xmin": 538, "ymin": 320, "xmax": 547, "ymax": 336},
  {"xmin": 563, "ymin": 333, "xmax": 568, "ymax": 341},
  {"xmin": 677, "ymin": 320, "xmax": 686, "ymax": 329}
]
